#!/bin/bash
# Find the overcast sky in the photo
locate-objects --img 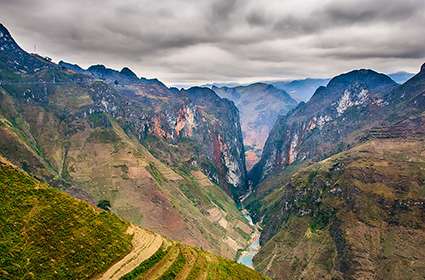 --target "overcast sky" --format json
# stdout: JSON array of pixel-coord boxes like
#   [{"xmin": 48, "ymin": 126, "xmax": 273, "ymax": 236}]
[{"xmin": 1, "ymin": 0, "xmax": 425, "ymax": 86}]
